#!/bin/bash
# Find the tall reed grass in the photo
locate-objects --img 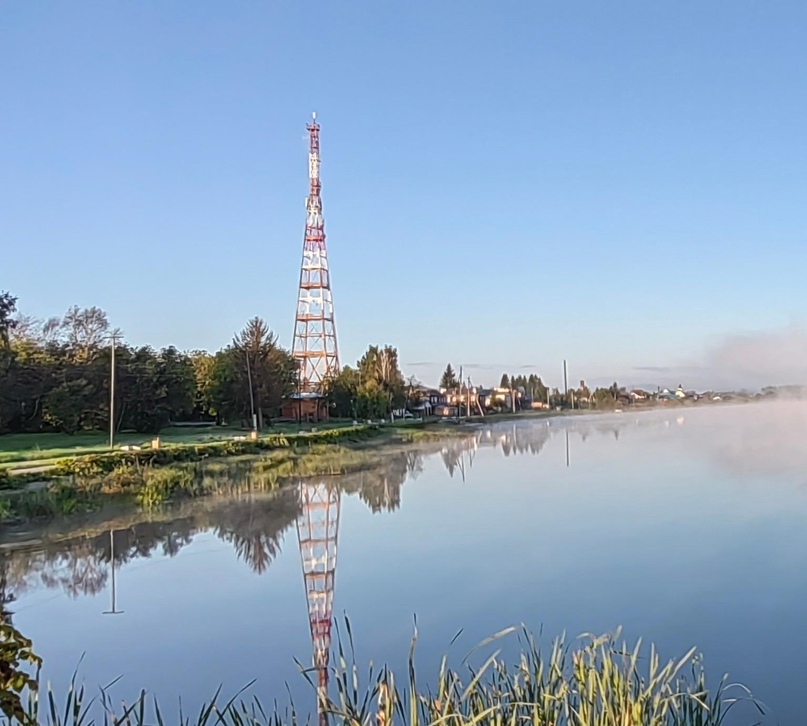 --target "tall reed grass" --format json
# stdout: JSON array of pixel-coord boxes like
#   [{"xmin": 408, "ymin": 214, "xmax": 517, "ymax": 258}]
[{"xmin": 5, "ymin": 624, "xmax": 762, "ymax": 726}]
